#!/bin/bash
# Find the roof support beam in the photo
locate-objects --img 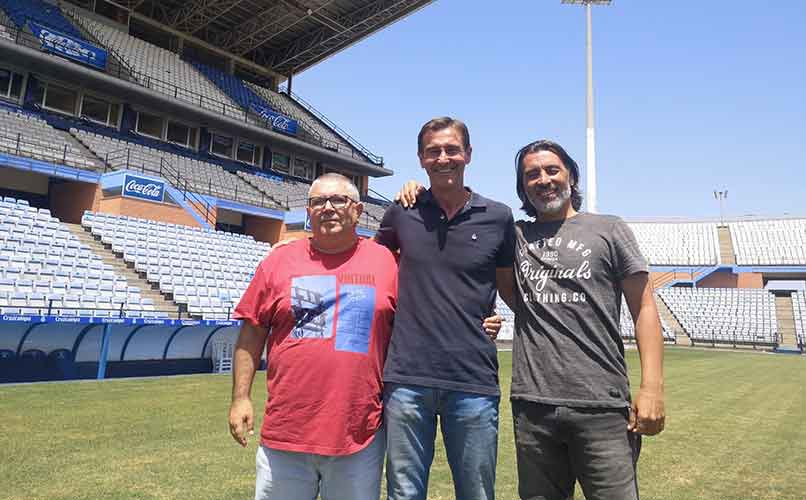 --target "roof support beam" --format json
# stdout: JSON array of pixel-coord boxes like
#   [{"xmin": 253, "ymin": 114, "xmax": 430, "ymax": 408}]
[
  {"xmin": 266, "ymin": 0, "xmax": 431, "ymax": 73},
  {"xmin": 169, "ymin": 0, "xmax": 248, "ymax": 34}
]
